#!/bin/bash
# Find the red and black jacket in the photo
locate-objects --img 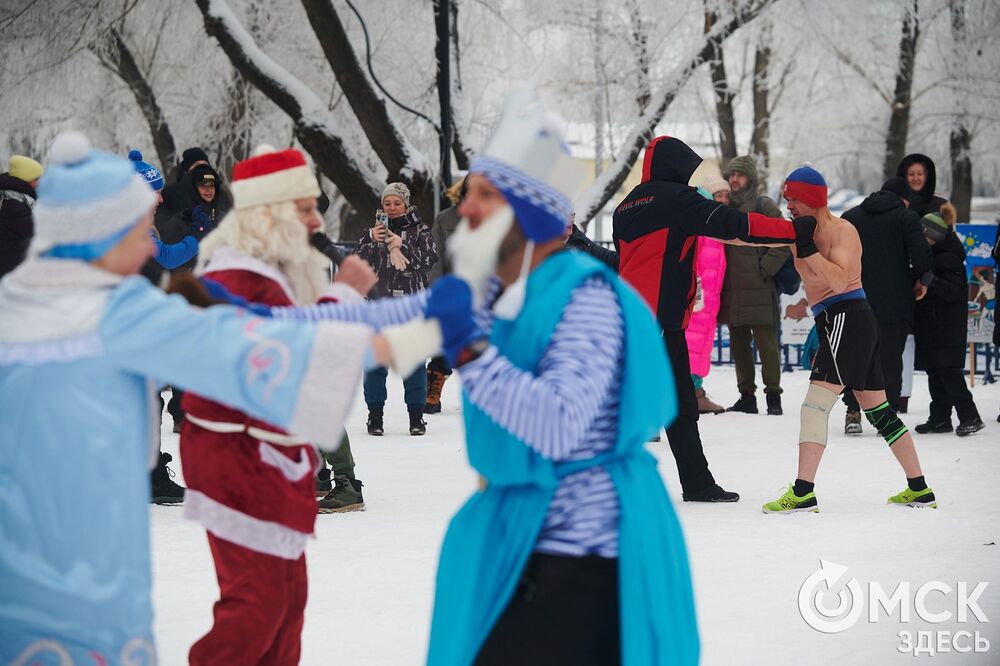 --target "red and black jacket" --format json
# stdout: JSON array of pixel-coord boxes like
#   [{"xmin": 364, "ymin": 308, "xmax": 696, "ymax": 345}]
[{"xmin": 612, "ymin": 136, "xmax": 795, "ymax": 331}]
